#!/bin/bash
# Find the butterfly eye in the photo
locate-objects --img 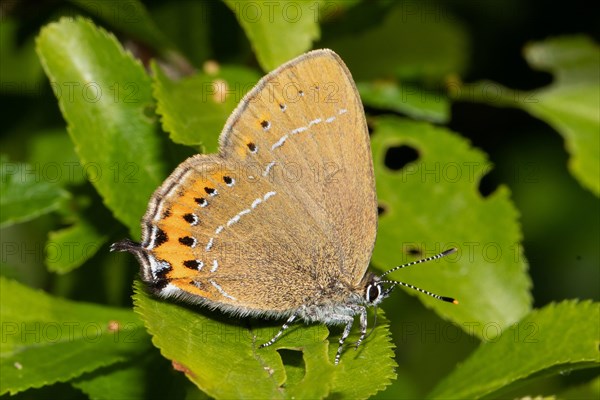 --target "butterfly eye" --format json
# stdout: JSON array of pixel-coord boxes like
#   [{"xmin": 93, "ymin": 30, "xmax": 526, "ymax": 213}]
[{"xmin": 365, "ymin": 283, "xmax": 381, "ymax": 303}]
